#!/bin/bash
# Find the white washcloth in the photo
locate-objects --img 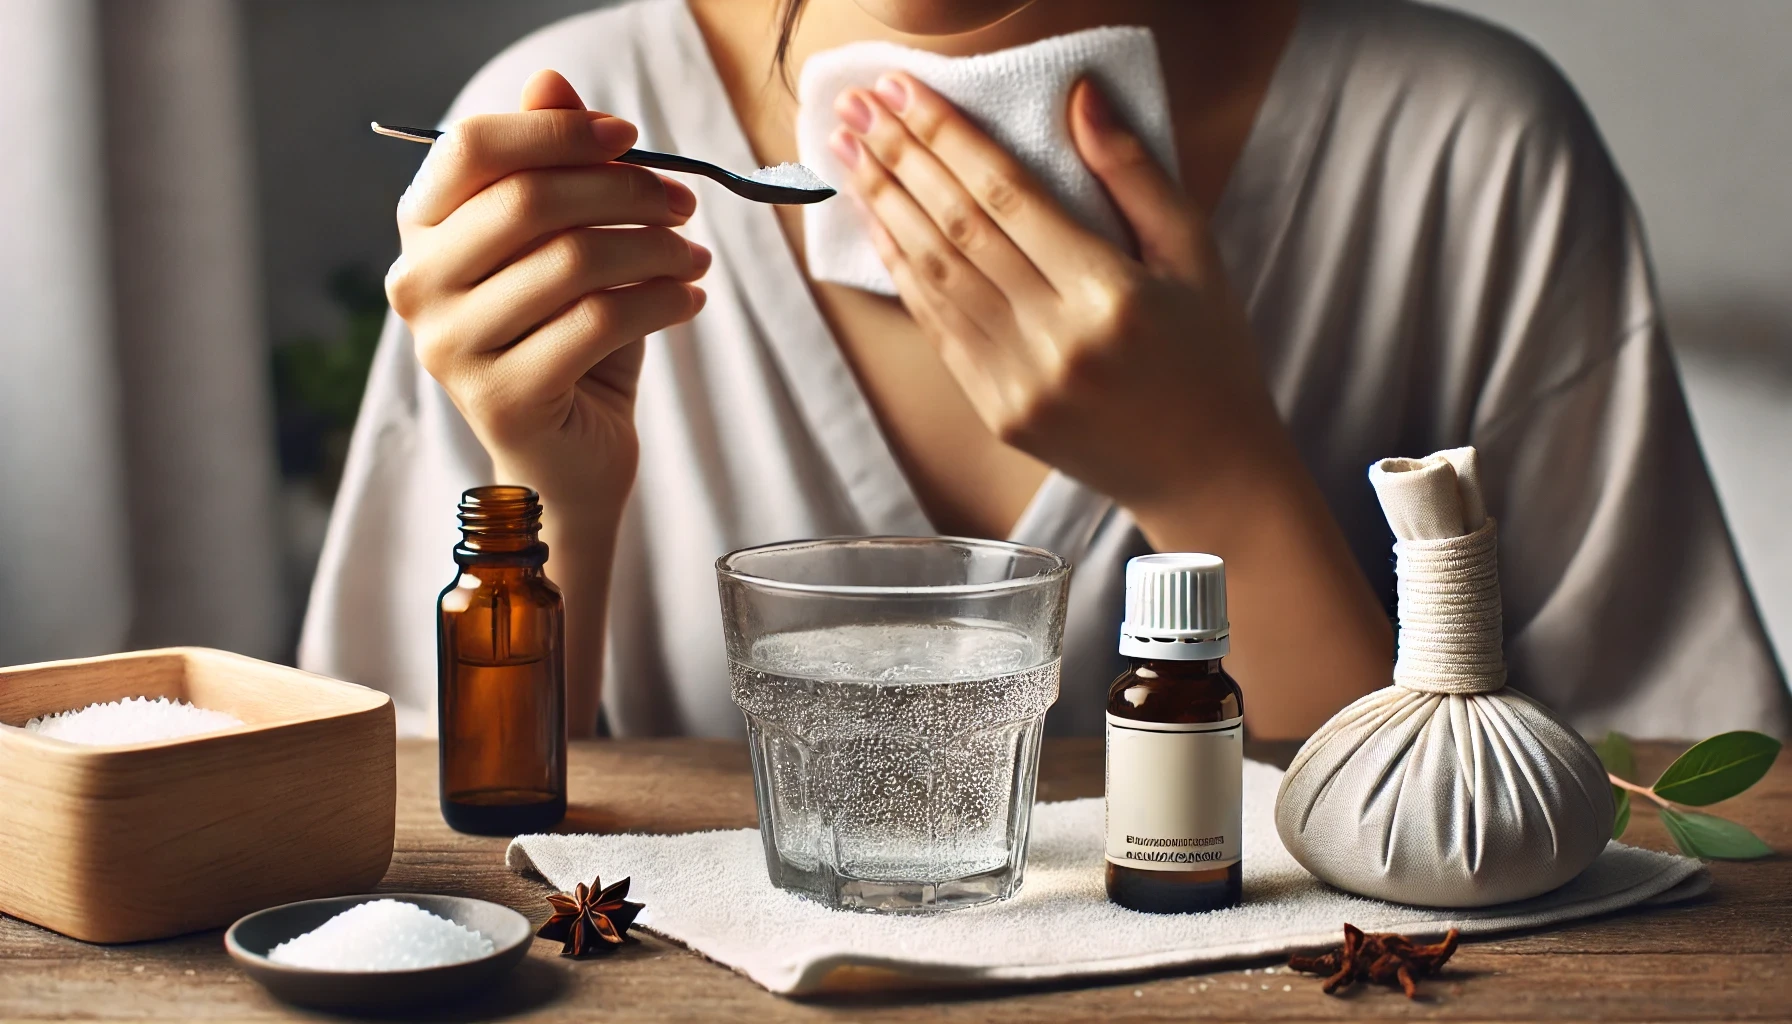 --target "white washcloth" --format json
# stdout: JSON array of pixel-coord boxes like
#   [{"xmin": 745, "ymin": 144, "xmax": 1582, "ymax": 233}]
[
  {"xmin": 796, "ymin": 26, "xmax": 1179, "ymax": 295},
  {"xmin": 508, "ymin": 760, "xmax": 1705, "ymax": 995}
]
